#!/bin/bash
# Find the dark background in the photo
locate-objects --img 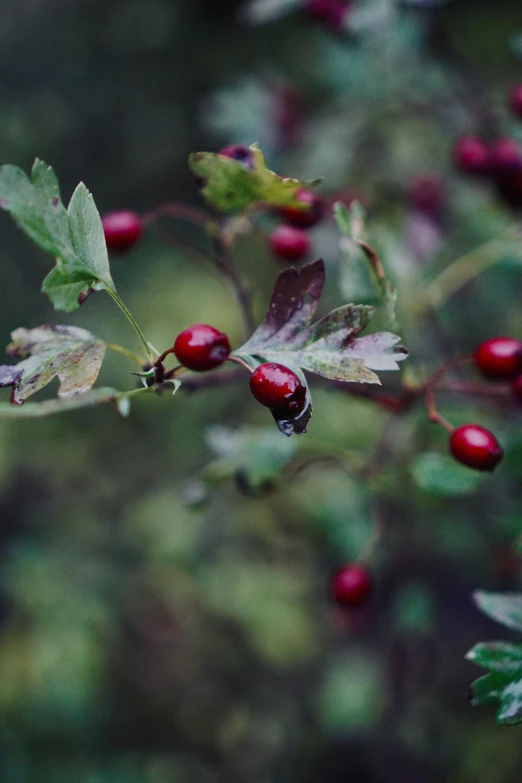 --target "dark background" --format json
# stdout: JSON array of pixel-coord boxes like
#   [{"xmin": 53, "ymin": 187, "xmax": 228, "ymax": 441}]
[{"xmin": 0, "ymin": 0, "xmax": 522, "ymax": 781}]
